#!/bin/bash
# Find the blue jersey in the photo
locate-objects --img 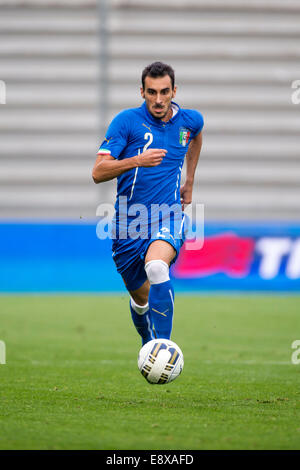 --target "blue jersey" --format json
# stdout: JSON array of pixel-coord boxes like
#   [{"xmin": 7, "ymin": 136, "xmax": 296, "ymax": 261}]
[
  {"xmin": 98, "ymin": 101, "xmax": 204, "ymax": 216},
  {"xmin": 97, "ymin": 101, "xmax": 203, "ymax": 285}
]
